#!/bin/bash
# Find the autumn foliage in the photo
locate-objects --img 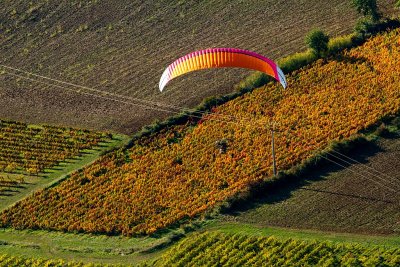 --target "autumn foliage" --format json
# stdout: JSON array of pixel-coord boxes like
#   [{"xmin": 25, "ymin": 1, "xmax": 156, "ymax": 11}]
[
  {"xmin": 1, "ymin": 29, "xmax": 400, "ymax": 236},
  {"xmin": 0, "ymin": 119, "xmax": 109, "ymax": 174}
]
